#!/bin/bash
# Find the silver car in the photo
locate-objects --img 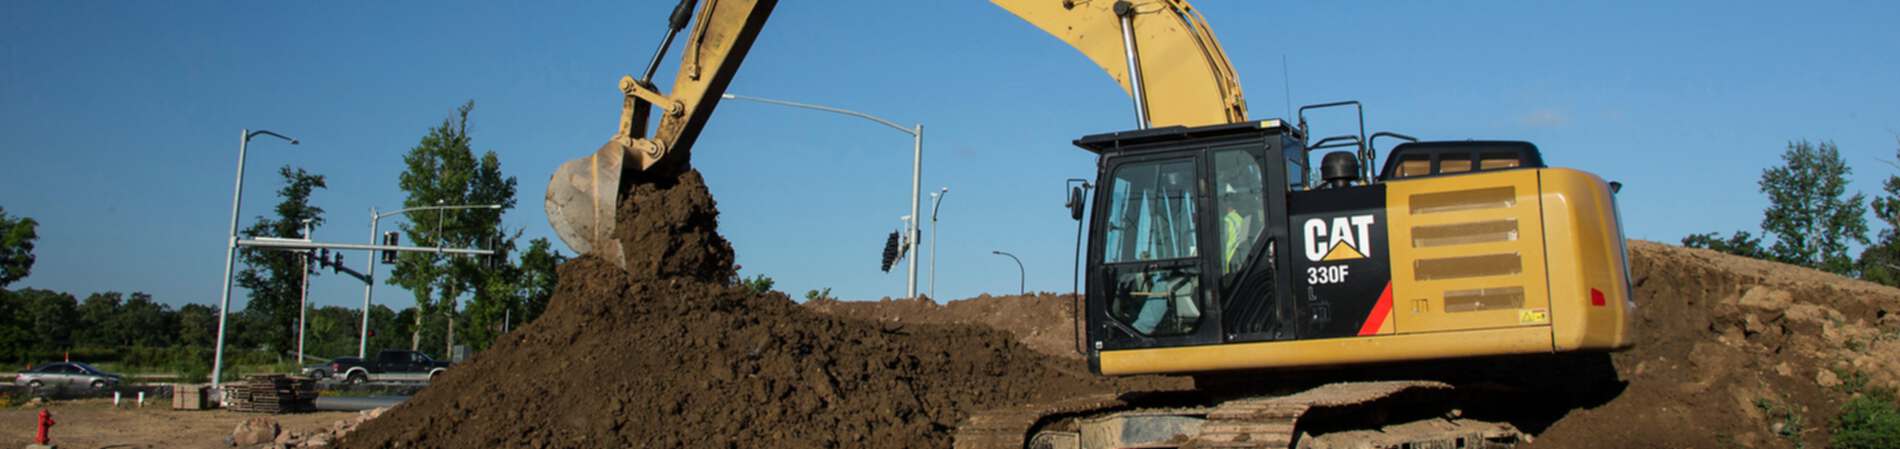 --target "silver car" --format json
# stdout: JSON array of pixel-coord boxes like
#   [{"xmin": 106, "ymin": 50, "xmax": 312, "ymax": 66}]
[{"xmin": 14, "ymin": 362, "xmax": 123, "ymax": 391}]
